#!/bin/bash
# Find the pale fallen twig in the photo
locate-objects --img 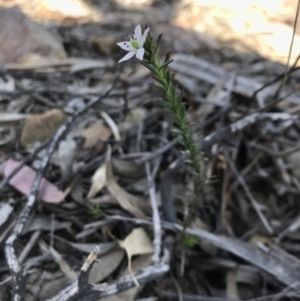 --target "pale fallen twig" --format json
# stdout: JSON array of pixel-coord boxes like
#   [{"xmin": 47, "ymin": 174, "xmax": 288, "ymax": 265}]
[
  {"xmin": 47, "ymin": 245, "xmax": 169, "ymax": 301},
  {"xmin": 145, "ymin": 162, "xmax": 162, "ymax": 265},
  {"xmin": 5, "ymin": 71, "xmax": 119, "ymax": 301}
]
